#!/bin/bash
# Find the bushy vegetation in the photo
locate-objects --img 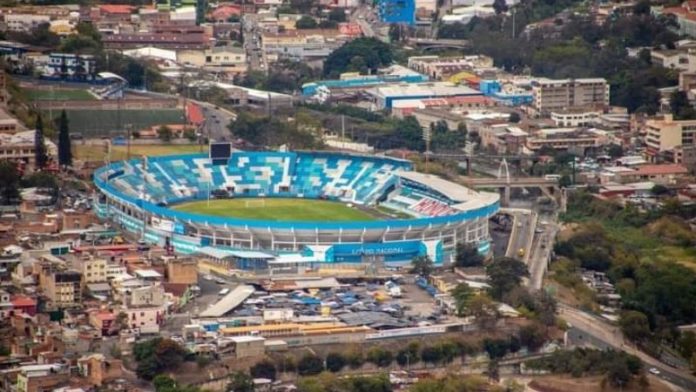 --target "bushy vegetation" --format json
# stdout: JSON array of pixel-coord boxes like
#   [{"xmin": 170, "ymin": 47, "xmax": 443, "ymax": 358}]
[
  {"xmin": 323, "ymin": 38, "xmax": 393, "ymax": 78},
  {"xmin": 440, "ymin": 1, "xmax": 678, "ymax": 113},
  {"xmin": 133, "ymin": 338, "xmax": 189, "ymax": 380},
  {"xmin": 556, "ymin": 191, "xmax": 696, "ymax": 362},
  {"xmin": 526, "ymin": 348, "xmax": 645, "ymax": 389}
]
